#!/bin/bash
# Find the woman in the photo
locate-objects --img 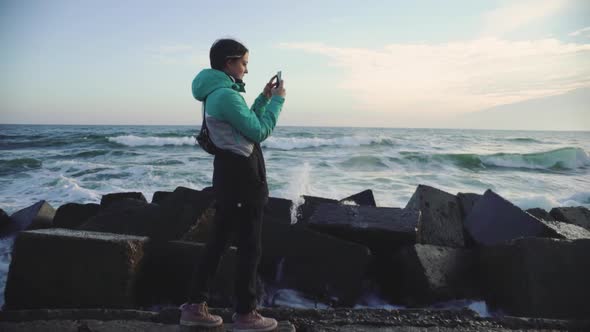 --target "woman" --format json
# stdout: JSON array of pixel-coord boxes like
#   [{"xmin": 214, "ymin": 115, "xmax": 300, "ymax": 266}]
[{"xmin": 180, "ymin": 38, "xmax": 286, "ymax": 331}]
